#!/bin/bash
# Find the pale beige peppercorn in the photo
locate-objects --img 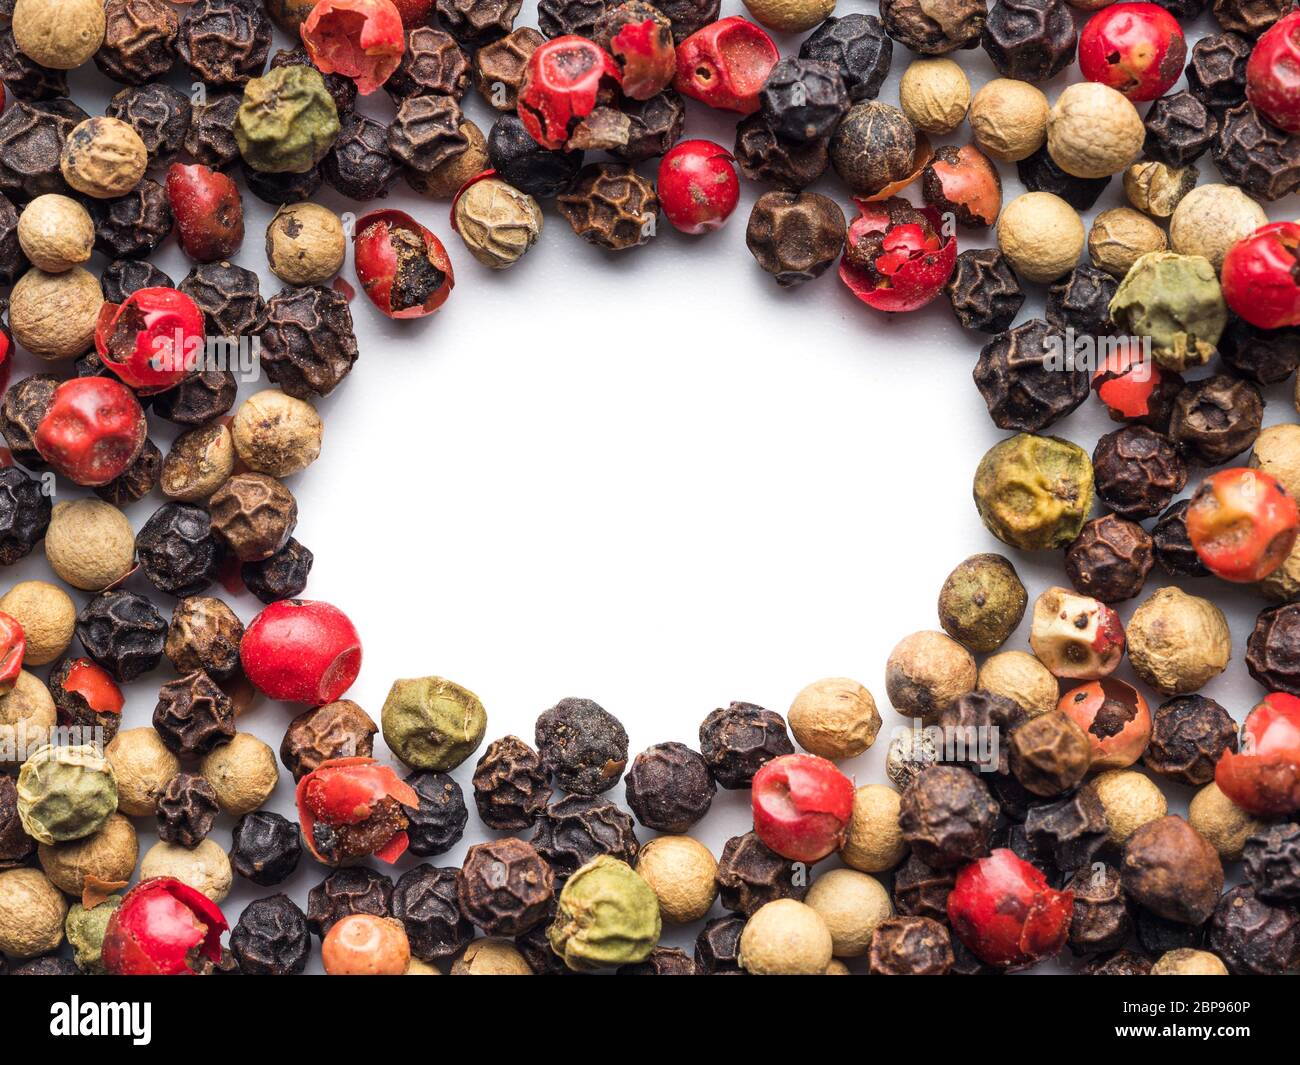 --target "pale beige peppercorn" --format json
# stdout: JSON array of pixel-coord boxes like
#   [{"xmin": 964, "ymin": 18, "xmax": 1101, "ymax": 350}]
[
  {"xmin": 60, "ymin": 117, "xmax": 148, "ymax": 199},
  {"xmin": 44, "ymin": 499, "xmax": 135, "ymax": 590},
  {"xmin": 805, "ymin": 868, "xmax": 892, "ymax": 958},
  {"xmin": 1168, "ymin": 184, "xmax": 1268, "ymax": 271},
  {"xmin": 9, "ymin": 266, "xmax": 103, "ymax": 360},
  {"xmin": 1091, "ymin": 769, "xmax": 1167, "ymax": 845},
  {"xmin": 977, "ymin": 650, "xmax": 1059, "ymax": 717},
  {"xmin": 17, "ymin": 194, "xmax": 94, "ymax": 272},
  {"xmin": 1258, "ymin": 537, "xmax": 1300, "ymax": 602},
  {"xmin": 738, "ymin": 899, "xmax": 833, "ymax": 975},
  {"xmin": 200, "ymin": 732, "xmax": 278, "ymax": 815},
  {"xmin": 885, "ymin": 631, "xmax": 977, "ymax": 718},
  {"xmin": 0, "ymin": 867, "xmax": 67, "ymax": 958},
  {"xmin": 997, "ymin": 191, "xmax": 1084, "ymax": 283},
  {"xmin": 140, "ymin": 838, "xmax": 233, "ymax": 902},
  {"xmin": 840, "ymin": 782, "xmax": 907, "ymax": 872},
  {"xmin": 454, "ymin": 177, "xmax": 543, "ymax": 270},
  {"xmin": 161, "ymin": 423, "xmax": 236, "ymax": 501},
  {"xmin": 1152, "ymin": 948, "xmax": 1228, "ymax": 975},
  {"xmin": 899, "ymin": 59, "xmax": 971, "ymax": 135},
  {"xmin": 787, "ymin": 677, "xmax": 880, "ymax": 760},
  {"xmin": 11, "ymin": 0, "xmax": 104, "ymax": 69},
  {"xmin": 451, "ymin": 938, "xmax": 532, "ymax": 974},
  {"xmin": 634, "ymin": 835, "xmax": 717, "ymax": 923},
  {"xmin": 0, "ymin": 670, "xmax": 55, "ymax": 771},
  {"xmin": 0, "ymin": 581, "xmax": 76, "ymax": 664},
  {"xmin": 1188, "ymin": 782, "xmax": 1265, "ymax": 862},
  {"xmin": 1126, "ymin": 587, "xmax": 1231, "ymax": 695},
  {"xmin": 229, "ymin": 390, "xmax": 323, "ymax": 477},
  {"xmin": 741, "ymin": 0, "xmax": 834, "ymax": 32},
  {"xmin": 1047, "ymin": 82, "xmax": 1144, "ymax": 178},
  {"xmin": 105, "ymin": 728, "xmax": 180, "ymax": 816},
  {"xmin": 1088, "ymin": 207, "xmax": 1167, "ymax": 278},
  {"xmin": 265, "ymin": 203, "xmax": 346, "ymax": 286},
  {"xmin": 37, "ymin": 813, "xmax": 138, "ymax": 896},
  {"xmin": 1250, "ymin": 424, "xmax": 1300, "ymax": 501},
  {"xmin": 1124, "ymin": 160, "xmax": 1197, "ymax": 219},
  {"xmin": 969, "ymin": 79, "xmax": 1048, "ymax": 163}
]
